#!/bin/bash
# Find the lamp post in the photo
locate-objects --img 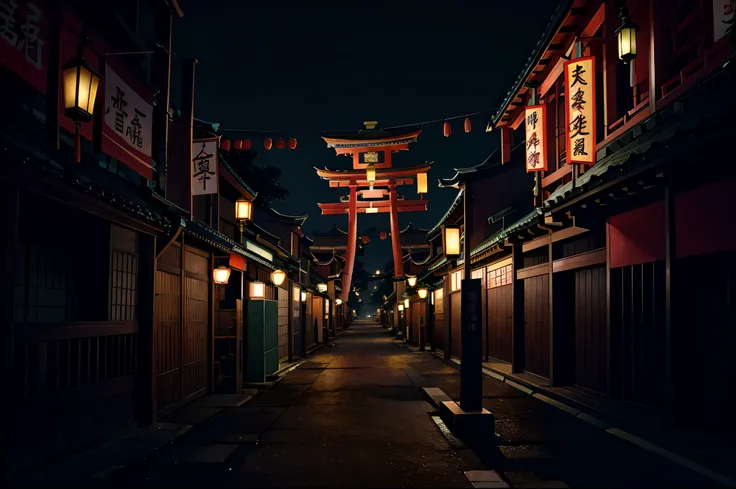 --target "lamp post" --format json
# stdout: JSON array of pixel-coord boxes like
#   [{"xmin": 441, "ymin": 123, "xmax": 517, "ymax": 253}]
[
  {"xmin": 61, "ymin": 51, "xmax": 101, "ymax": 164},
  {"xmin": 235, "ymin": 199, "xmax": 252, "ymax": 244}
]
